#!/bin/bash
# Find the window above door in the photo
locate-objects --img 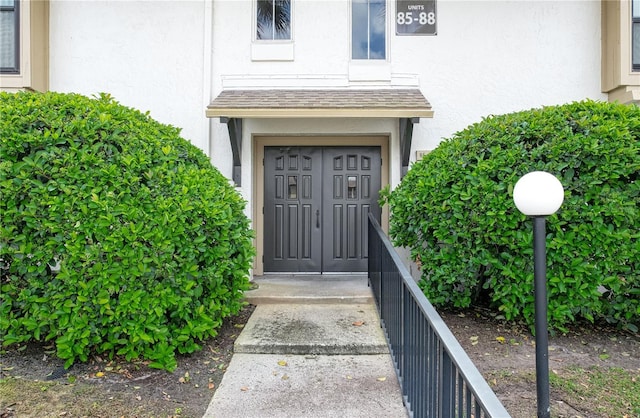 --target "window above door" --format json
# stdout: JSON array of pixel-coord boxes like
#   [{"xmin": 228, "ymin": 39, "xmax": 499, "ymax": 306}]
[
  {"xmin": 349, "ymin": 0, "xmax": 390, "ymax": 81},
  {"xmin": 252, "ymin": 0, "xmax": 294, "ymax": 61},
  {"xmin": 351, "ymin": 0, "xmax": 386, "ymax": 60},
  {"xmin": 256, "ymin": 0, "xmax": 291, "ymax": 40}
]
